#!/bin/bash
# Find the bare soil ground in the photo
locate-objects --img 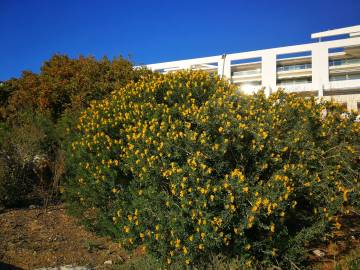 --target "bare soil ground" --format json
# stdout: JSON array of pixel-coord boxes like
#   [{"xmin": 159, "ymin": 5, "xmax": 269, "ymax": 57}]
[
  {"xmin": 309, "ymin": 214, "xmax": 360, "ymax": 270},
  {"xmin": 0, "ymin": 204, "xmax": 135, "ymax": 270},
  {"xmin": 0, "ymin": 204, "xmax": 359, "ymax": 270}
]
